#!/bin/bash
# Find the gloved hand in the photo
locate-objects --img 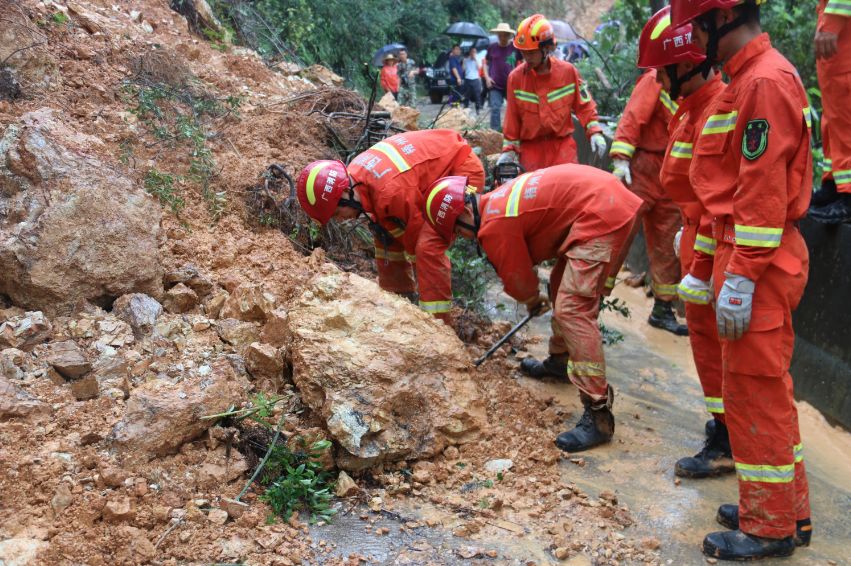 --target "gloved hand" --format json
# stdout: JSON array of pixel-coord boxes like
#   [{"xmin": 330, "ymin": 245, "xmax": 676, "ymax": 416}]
[
  {"xmin": 716, "ymin": 273, "xmax": 755, "ymax": 340},
  {"xmin": 590, "ymin": 133, "xmax": 607, "ymax": 158},
  {"xmin": 677, "ymin": 274, "xmax": 712, "ymax": 305},
  {"xmin": 497, "ymin": 151, "xmax": 519, "ymax": 166},
  {"xmin": 673, "ymin": 227, "xmax": 683, "ymax": 256},
  {"xmin": 612, "ymin": 158, "xmax": 632, "ymax": 186},
  {"xmin": 525, "ymin": 294, "xmax": 552, "ymax": 317}
]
